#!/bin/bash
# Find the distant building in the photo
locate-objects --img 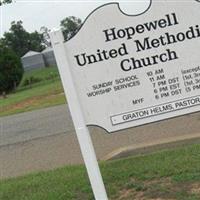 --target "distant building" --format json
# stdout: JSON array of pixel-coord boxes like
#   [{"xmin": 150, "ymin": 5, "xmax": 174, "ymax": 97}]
[
  {"xmin": 21, "ymin": 51, "xmax": 45, "ymax": 71},
  {"xmin": 42, "ymin": 47, "xmax": 57, "ymax": 67}
]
